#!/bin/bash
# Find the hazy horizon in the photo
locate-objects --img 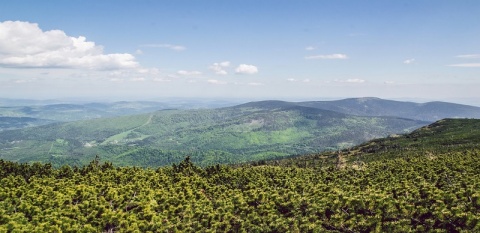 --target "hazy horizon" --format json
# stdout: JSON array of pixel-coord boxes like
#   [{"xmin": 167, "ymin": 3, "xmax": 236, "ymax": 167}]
[
  {"xmin": 1, "ymin": 1, "xmax": 479, "ymax": 103},
  {"xmin": 1, "ymin": 96, "xmax": 479, "ymax": 108}
]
